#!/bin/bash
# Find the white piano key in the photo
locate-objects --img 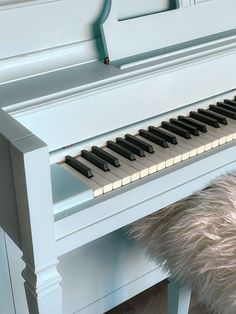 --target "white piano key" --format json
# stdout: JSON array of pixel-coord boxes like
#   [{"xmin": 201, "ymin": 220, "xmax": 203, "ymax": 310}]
[
  {"xmin": 154, "ymin": 129, "xmax": 195, "ymax": 159},
  {"xmin": 205, "ymin": 125, "xmax": 227, "ymax": 145},
  {"xmin": 200, "ymin": 132, "xmax": 219, "ymax": 148},
  {"xmin": 147, "ymin": 144, "xmax": 177, "ymax": 165},
  {"xmin": 158, "ymin": 127, "xmax": 208, "ymax": 155},
  {"xmin": 145, "ymin": 133, "xmax": 190, "ymax": 161},
  {"xmin": 157, "ymin": 128, "xmax": 194, "ymax": 159},
  {"xmin": 206, "ymin": 130, "xmax": 226, "ymax": 145},
  {"xmin": 129, "ymin": 135, "xmax": 167, "ymax": 169},
  {"xmin": 169, "ymin": 141, "xmax": 191, "ymax": 160},
  {"xmin": 76, "ymin": 157, "xmax": 113, "ymax": 193},
  {"xmin": 104, "ymin": 148, "xmax": 140, "ymax": 181},
  {"xmin": 113, "ymin": 139, "xmax": 157, "ymax": 174},
  {"xmin": 227, "ymin": 117, "xmax": 236, "ymax": 126},
  {"xmin": 134, "ymin": 155, "xmax": 157, "ymax": 174},
  {"xmin": 105, "ymin": 148, "xmax": 148, "ymax": 178},
  {"xmin": 226, "ymin": 118, "xmax": 236, "ymax": 138},
  {"xmin": 136, "ymin": 136, "xmax": 177, "ymax": 166},
  {"xmin": 144, "ymin": 142, "xmax": 175, "ymax": 166},
  {"xmin": 107, "ymin": 164, "xmax": 131, "ymax": 185},
  {"xmin": 180, "ymin": 134, "xmax": 211, "ymax": 153},
  {"xmin": 61, "ymin": 163, "xmax": 103, "ymax": 197},
  {"xmin": 157, "ymin": 150, "xmax": 175, "ymax": 166},
  {"xmin": 141, "ymin": 153, "xmax": 166, "ymax": 171},
  {"xmin": 223, "ymin": 125, "xmax": 236, "ymax": 140},
  {"xmin": 78, "ymin": 157, "xmax": 122, "ymax": 190},
  {"xmin": 174, "ymin": 131, "xmax": 211, "ymax": 153},
  {"xmin": 87, "ymin": 150, "xmax": 131, "ymax": 185},
  {"xmin": 213, "ymin": 124, "xmax": 236, "ymax": 142}
]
